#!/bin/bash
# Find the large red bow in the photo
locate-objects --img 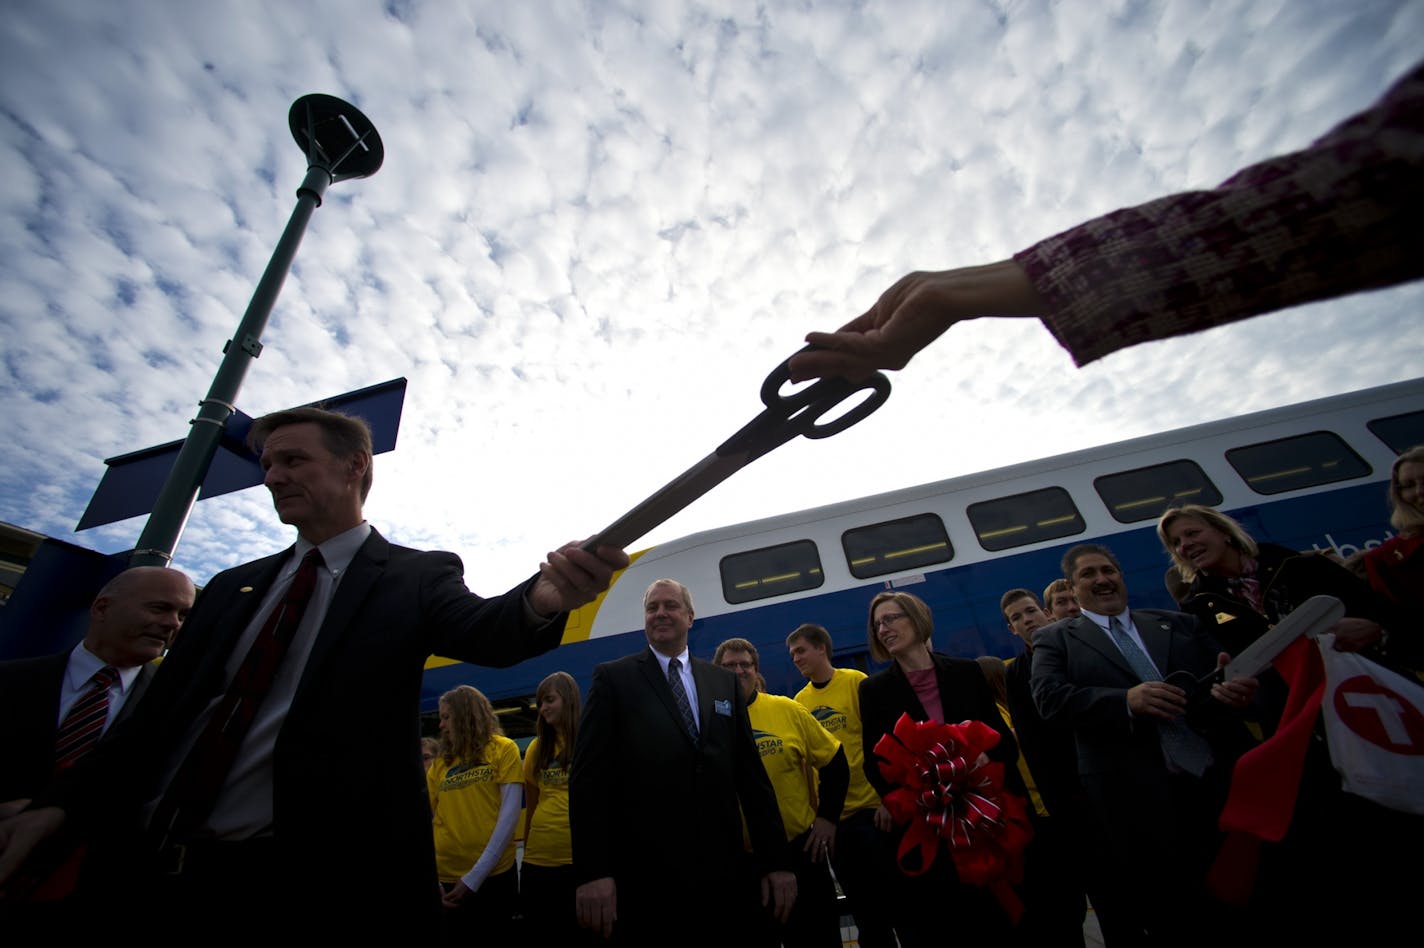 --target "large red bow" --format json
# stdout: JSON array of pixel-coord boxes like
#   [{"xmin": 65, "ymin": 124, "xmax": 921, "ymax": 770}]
[{"xmin": 874, "ymin": 713, "xmax": 1033, "ymax": 921}]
